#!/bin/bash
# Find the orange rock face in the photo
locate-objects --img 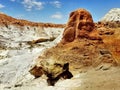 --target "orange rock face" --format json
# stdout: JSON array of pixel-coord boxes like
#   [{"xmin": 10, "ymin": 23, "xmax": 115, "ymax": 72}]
[{"xmin": 61, "ymin": 9, "xmax": 95, "ymax": 43}]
